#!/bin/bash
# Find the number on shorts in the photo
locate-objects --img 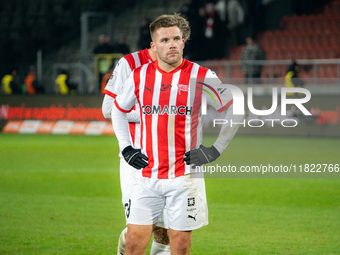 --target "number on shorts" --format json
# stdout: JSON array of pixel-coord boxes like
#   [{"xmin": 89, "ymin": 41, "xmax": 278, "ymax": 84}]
[{"xmin": 125, "ymin": 199, "xmax": 131, "ymax": 218}]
